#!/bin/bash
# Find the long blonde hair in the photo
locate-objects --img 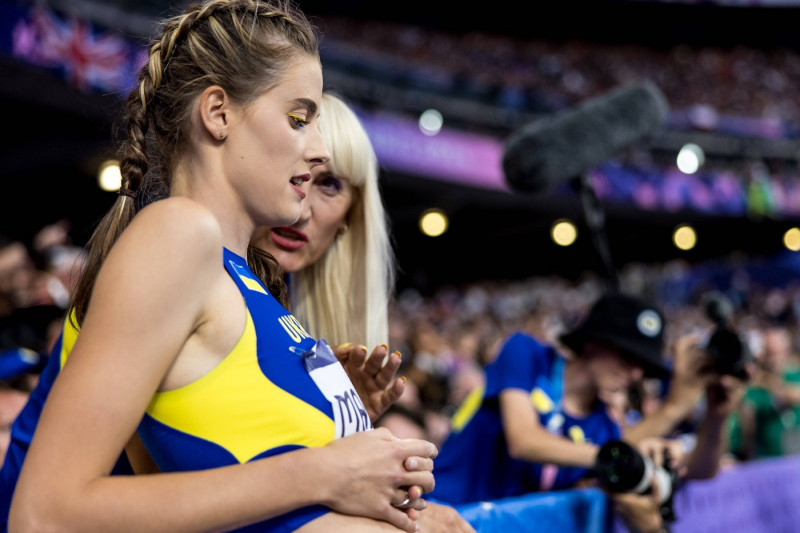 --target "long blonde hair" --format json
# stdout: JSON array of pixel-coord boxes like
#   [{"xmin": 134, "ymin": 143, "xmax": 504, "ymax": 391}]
[{"xmin": 289, "ymin": 93, "xmax": 395, "ymax": 349}]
